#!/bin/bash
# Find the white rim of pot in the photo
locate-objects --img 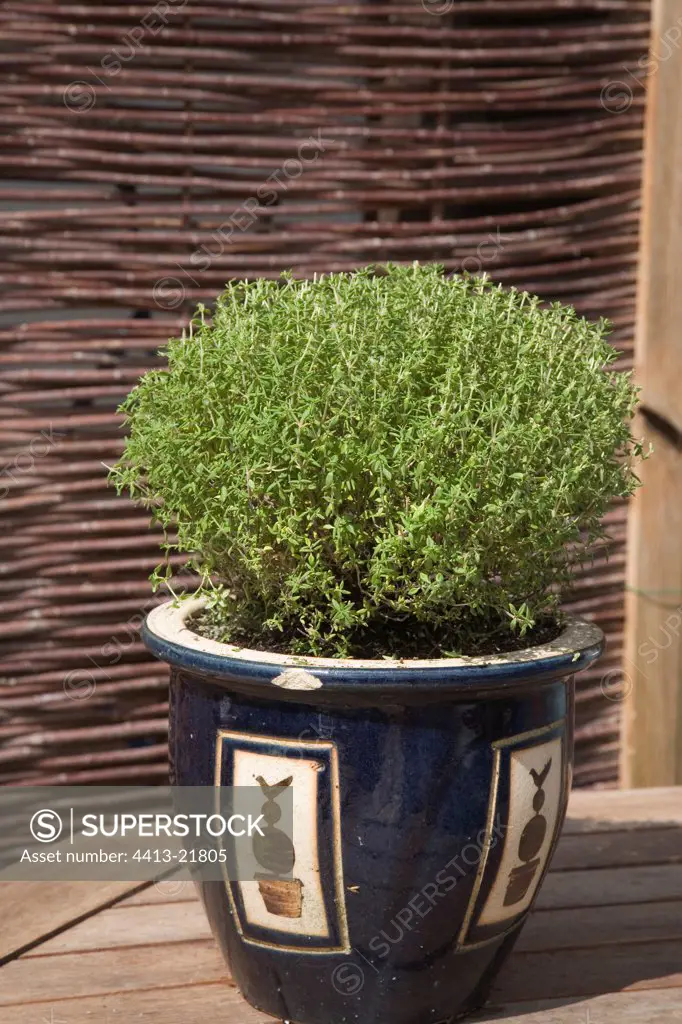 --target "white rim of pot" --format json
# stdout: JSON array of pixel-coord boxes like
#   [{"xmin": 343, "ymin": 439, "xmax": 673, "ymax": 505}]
[{"xmin": 145, "ymin": 596, "xmax": 603, "ymax": 671}]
